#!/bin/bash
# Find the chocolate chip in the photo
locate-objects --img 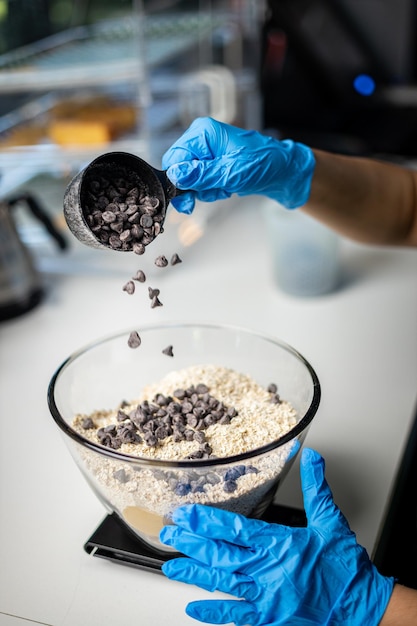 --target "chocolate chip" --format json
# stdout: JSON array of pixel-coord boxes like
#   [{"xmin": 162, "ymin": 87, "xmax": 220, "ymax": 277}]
[
  {"xmin": 132, "ymin": 270, "xmax": 146, "ymax": 282},
  {"xmin": 173, "ymin": 429, "xmax": 185, "ymax": 442},
  {"xmin": 267, "ymin": 383, "xmax": 278, "ymax": 394},
  {"xmin": 204, "ymin": 414, "xmax": 215, "ymax": 427},
  {"xmin": 201, "ymin": 442, "xmax": 212, "ymax": 455},
  {"xmin": 108, "ymin": 234, "xmax": 122, "ymax": 249},
  {"xmin": 190, "ymin": 480, "xmax": 205, "ymax": 492},
  {"xmin": 140, "ymin": 214, "xmax": 153, "ymax": 228},
  {"xmin": 117, "ymin": 410, "xmax": 129, "ymax": 422},
  {"xmin": 119, "ymin": 229, "xmax": 132, "ymax": 242},
  {"xmin": 155, "ymin": 255, "xmax": 168, "ymax": 267},
  {"xmin": 128, "ymin": 331, "xmax": 141, "ymax": 348},
  {"xmin": 187, "ymin": 449, "xmax": 204, "ymax": 460},
  {"xmin": 224, "ymin": 465, "xmax": 246, "ymax": 481},
  {"xmin": 175, "ymin": 483, "xmax": 191, "ymax": 496},
  {"xmin": 118, "ymin": 425, "xmax": 142, "ymax": 444},
  {"xmin": 148, "ymin": 287, "xmax": 160, "ymax": 299},
  {"xmin": 223, "ymin": 480, "xmax": 238, "ymax": 493},
  {"xmin": 122, "ymin": 280, "xmax": 135, "ymax": 295},
  {"xmin": 186, "ymin": 414, "xmax": 199, "ymax": 428},
  {"xmin": 151, "ymin": 295, "xmax": 163, "ymax": 308},
  {"xmin": 110, "ymin": 221, "xmax": 124, "ymax": 234},
  {"xmin": 114, "ymin": 469, "xmax": 129, "ymax": 483},
  {"xmin": 193, "ymin": 431, "xmax": 206, "ymax": 444},
  {"xmin": 130, "ymin": 224, "xmax": 144, "ymax": 239},
  {"xmin": 144, "ymin": 433, "xmax": 158, "ymax": 447},
  {"xmin": 133, "ymin": 243, "xmax": 145, "ymax": 255},
  {"xmin": 102, "ymin": 210, "xmax": 117, "ymax": 223},
  {"xmin": 206, "ymin": 473, "xmax": 221, "ymax": 485},
  {"xmin": 97, "ymin": 428, "xmax": 113, "ymax": 447},
  {"xmin": 181, "ymin": 401, "xmax": 193, "ymax": 414},
  {"xmin": 162, "ymin": 345, "xmax": 174, "ymax": 357},
  {"xmin": 170, "ymin": 253, "xmax": 182, "ymax": 265},
  {"xmin": 184, "ymin": 429, "xmax": 196, "ymax": 443},
  {"xmin": 81, "ymin": 417, "xmax": 95, "ymax": 429}
]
